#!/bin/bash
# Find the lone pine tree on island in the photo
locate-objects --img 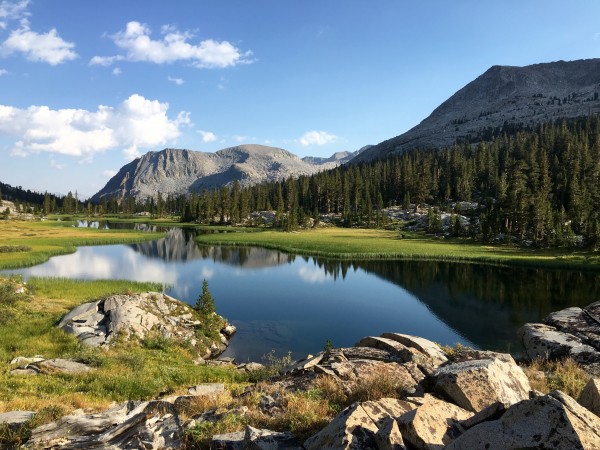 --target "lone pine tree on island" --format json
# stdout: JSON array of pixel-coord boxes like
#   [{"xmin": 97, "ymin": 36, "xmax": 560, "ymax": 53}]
[{"xmin": 195, "ymin": 279, "xmax": 216, "ymax": 316}]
